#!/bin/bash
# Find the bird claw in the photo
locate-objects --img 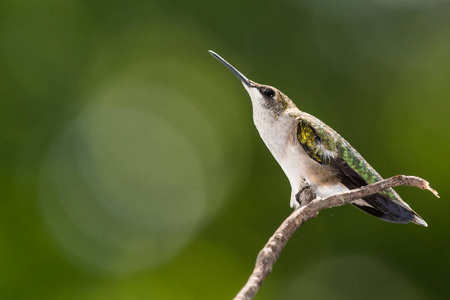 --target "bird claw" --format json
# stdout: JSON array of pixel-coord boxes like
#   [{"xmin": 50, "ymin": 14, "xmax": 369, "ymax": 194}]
[{"xmin": 295, "ymin": 181, "xmax": 316, "ymax": 207}]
